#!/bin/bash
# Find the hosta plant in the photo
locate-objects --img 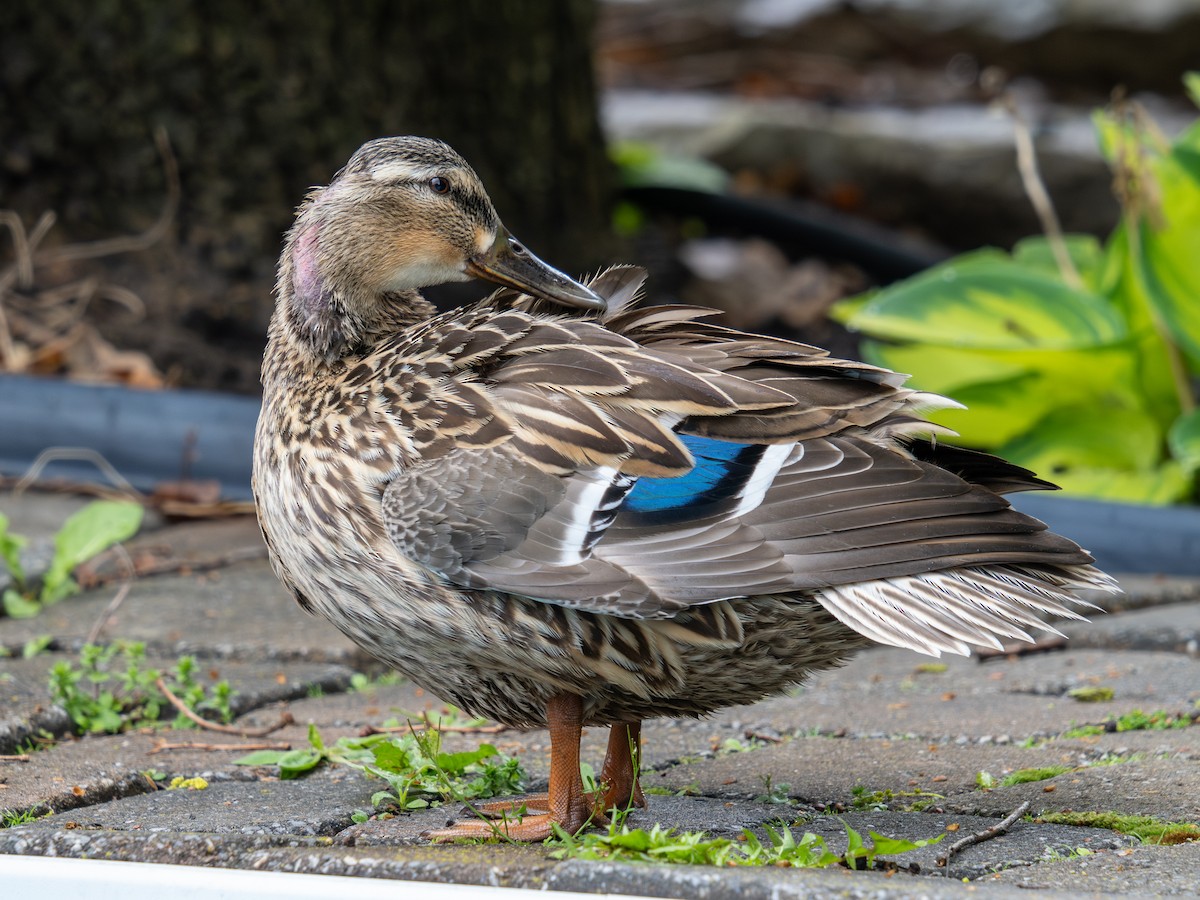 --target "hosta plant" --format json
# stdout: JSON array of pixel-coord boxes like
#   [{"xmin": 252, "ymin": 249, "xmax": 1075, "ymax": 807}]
[{"xmin": 835, "ymin": 75, "xmax": 1200, "ymax": 505}]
